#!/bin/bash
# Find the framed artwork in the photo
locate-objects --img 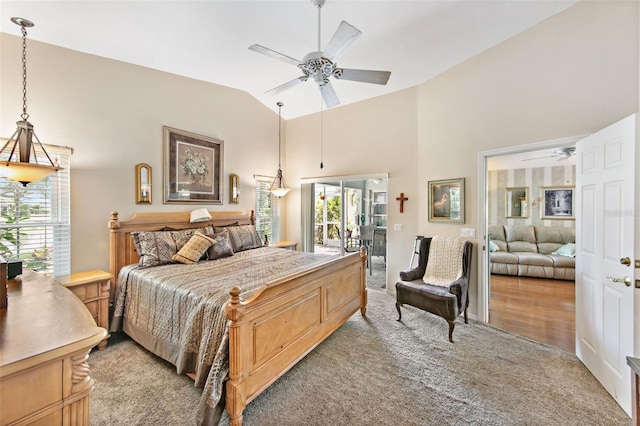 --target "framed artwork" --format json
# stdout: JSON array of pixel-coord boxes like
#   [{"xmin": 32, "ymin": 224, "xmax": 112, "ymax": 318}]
[
  {"xmin": 163, "ymin": 126, "xmax": 223, "ymax": 204},
  {"xmin": 541, "ymin": 186, "xmax": 575, "ymax": 220},
  {"xmin": 428, "ymin": 178, "xmax": 465, "ymax": 223}
]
